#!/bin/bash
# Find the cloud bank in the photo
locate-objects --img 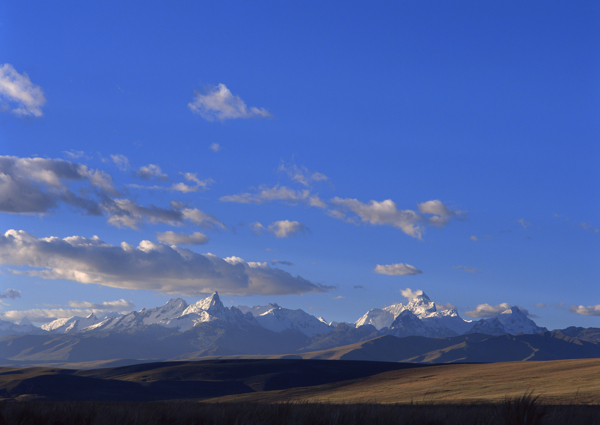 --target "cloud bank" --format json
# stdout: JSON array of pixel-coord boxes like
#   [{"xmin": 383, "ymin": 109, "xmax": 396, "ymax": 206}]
[
  {"xmin": 0, "ymin": 64, "xmax": 46, "ymax": 117},
  {"xmin": 188, "ymin": 84, "xmax": 272, "ymax": 121},
  {"xmin": 0, "ymin": 230, "xmax": 328, "ymax": 296},
  {"xmin": 464, "ymin": 303, "xmax": 531, "ymax": 318},
  {"xmin": 570, "ymin": 304, "xmax": 600, "ymax": 316}
]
